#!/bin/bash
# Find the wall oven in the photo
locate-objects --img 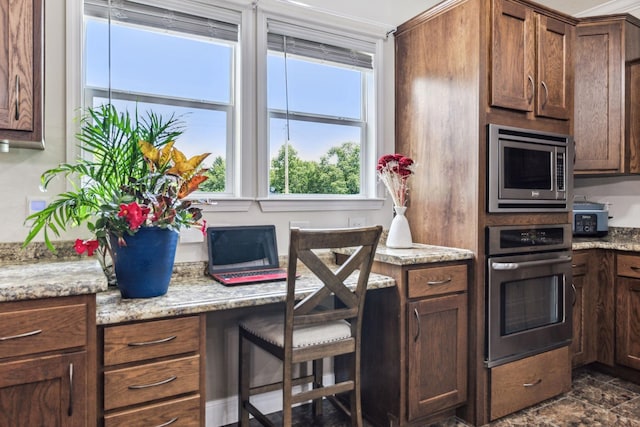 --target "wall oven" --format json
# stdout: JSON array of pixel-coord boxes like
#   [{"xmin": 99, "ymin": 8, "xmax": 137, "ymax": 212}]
[
  {"xmin": 488, "ymin": 124, "xmax": 573, "ymax": 212},
  {"xmin": 486, "ymin": 224, "xmax": 573, "ymax": 367}
]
